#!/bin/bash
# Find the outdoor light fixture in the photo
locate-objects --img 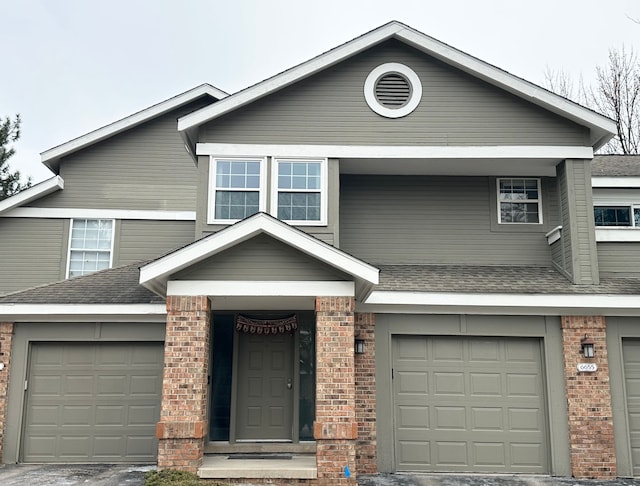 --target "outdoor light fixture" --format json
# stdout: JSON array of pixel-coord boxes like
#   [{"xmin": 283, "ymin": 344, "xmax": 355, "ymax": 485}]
[
  {"xmin": 581, "ymin": 334, "xmax": 595, "ymax": 358},
  {"xmin": 355, "ymin": 338, "xmax": 366, "ymax": 355}
]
